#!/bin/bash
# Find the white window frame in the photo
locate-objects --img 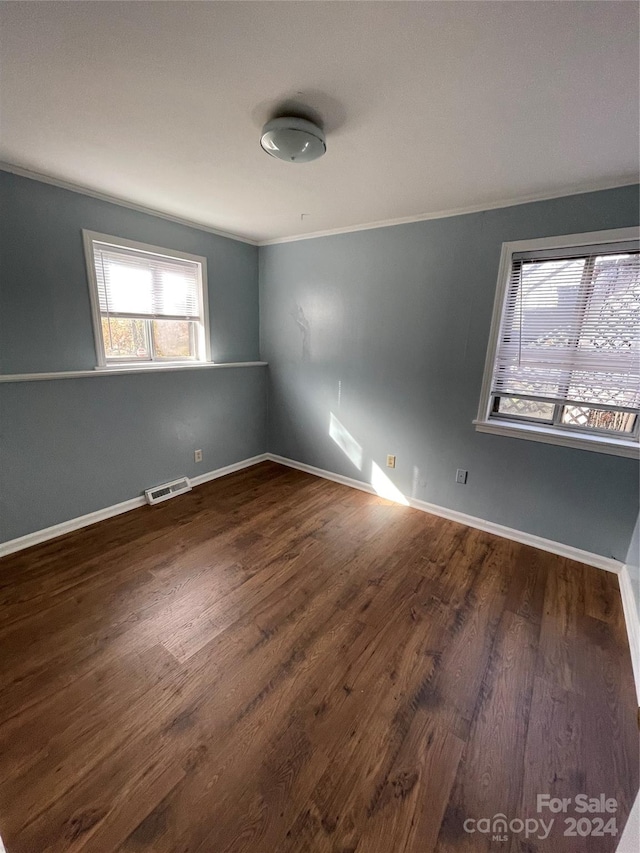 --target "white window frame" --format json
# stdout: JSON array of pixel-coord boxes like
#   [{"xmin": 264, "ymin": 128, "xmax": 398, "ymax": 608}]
[
  {"xmin": 475, "ymin": 227, "xmax": 640, "ymax": 459},
  {"xmin": 82, "ymin": 230, "xmax": 211, "ymax": 368}
]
